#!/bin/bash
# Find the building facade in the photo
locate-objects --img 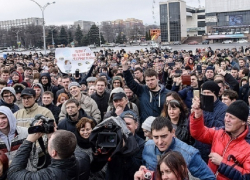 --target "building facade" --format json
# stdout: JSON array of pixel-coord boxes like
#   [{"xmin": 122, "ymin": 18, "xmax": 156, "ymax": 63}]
[
  {"xmin": 0, "ymin": 18, "xmax": 43, "ymax": 30},
  {"xmin": 74, "ymin": 20, "xmax": 95, "ymax": 32},
  {"xmin": 160, "ymin": 0, "xmax": 187, "ymax": 42}
]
